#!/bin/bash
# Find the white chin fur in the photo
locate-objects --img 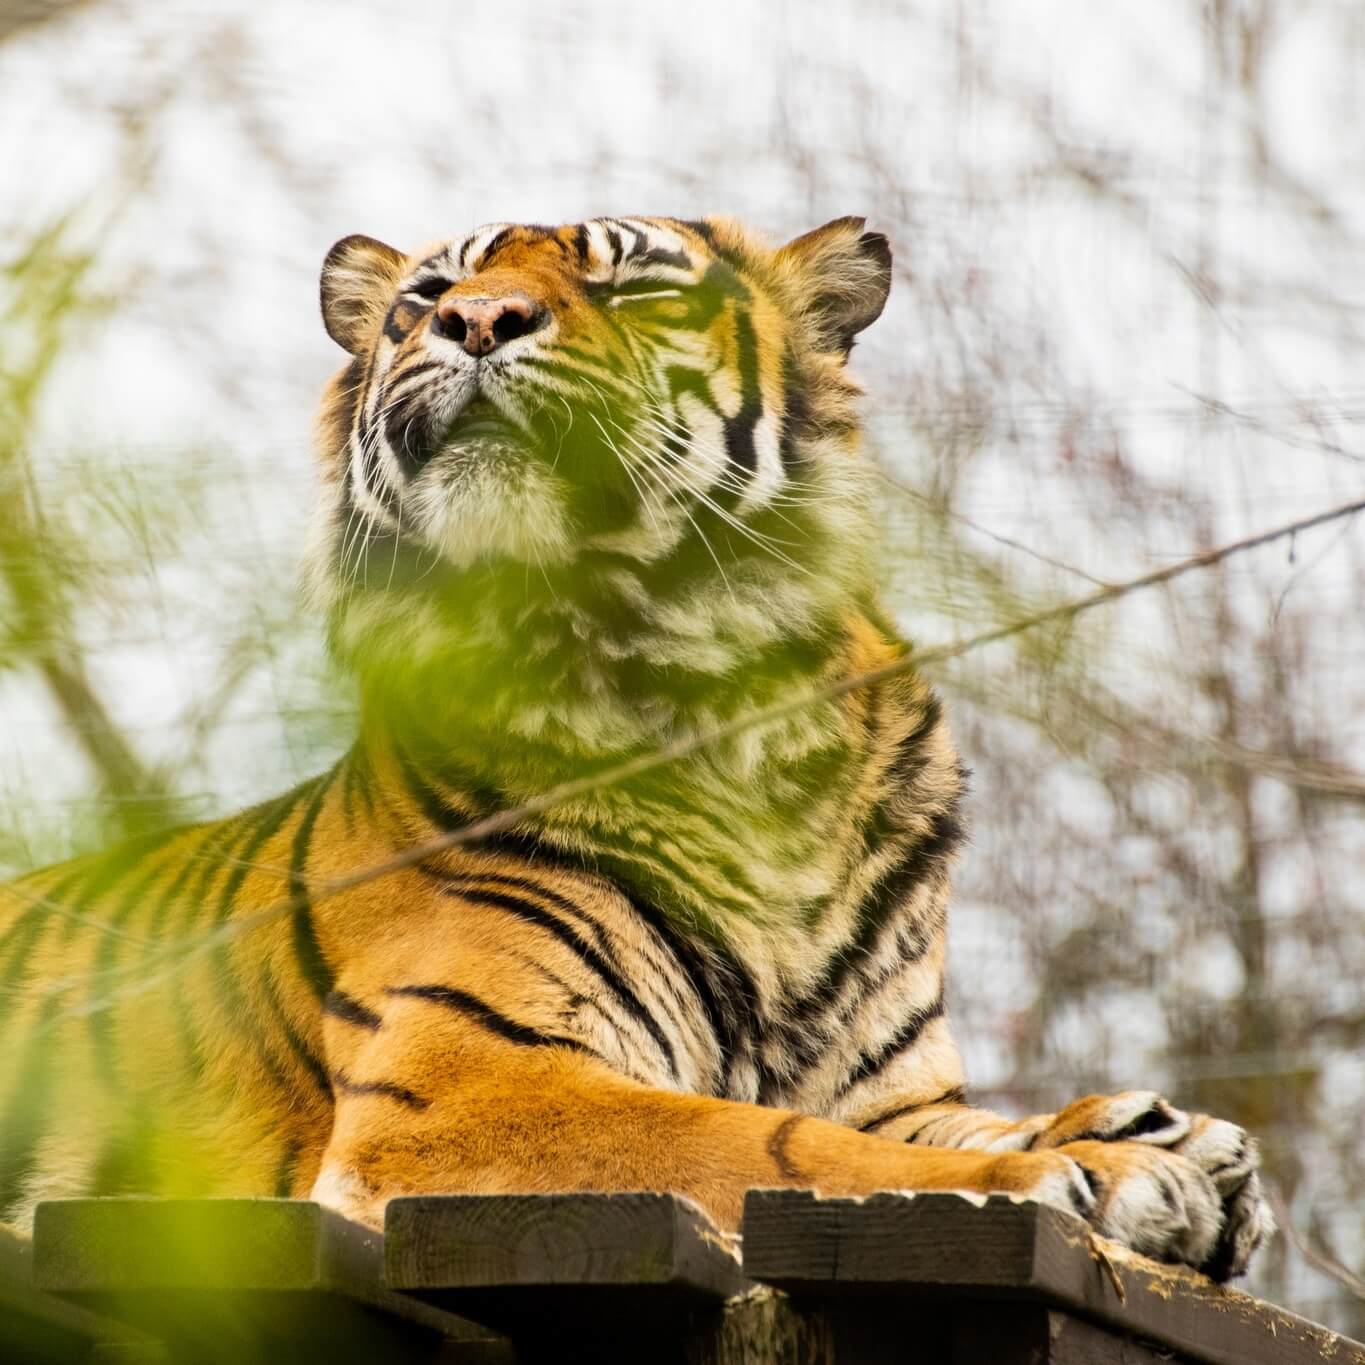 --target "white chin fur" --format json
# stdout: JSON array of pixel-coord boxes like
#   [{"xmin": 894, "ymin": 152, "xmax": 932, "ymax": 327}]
[{"xmin": 408, "ymin": 439, "xmax": 576, "ymax": 569}]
